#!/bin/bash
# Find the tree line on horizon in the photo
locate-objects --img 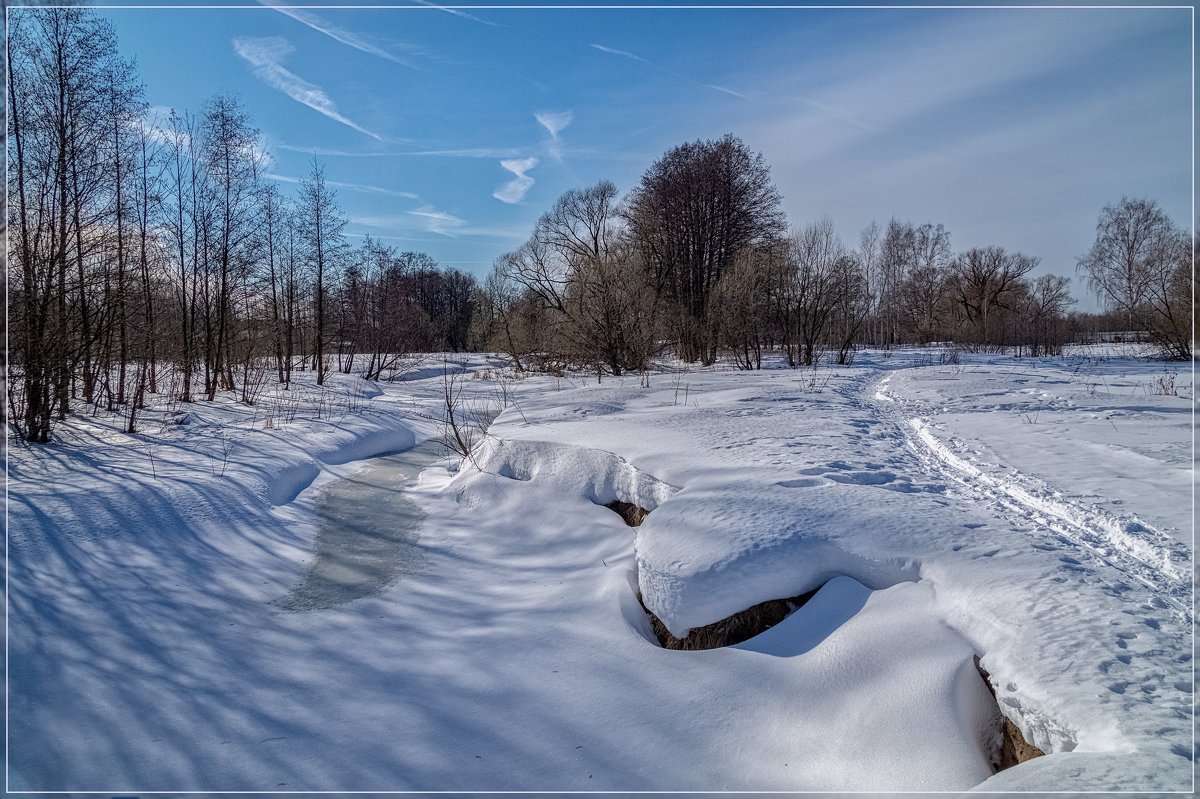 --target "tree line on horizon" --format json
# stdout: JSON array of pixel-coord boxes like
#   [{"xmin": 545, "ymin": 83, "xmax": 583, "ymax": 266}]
[
  {"xmin": 7, "ymin": 7, "xmax": 1193, "ymax": 444},
  {"xmin": 474, "ymin": 137, "xmax": 1191, "ymax": 376}
]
